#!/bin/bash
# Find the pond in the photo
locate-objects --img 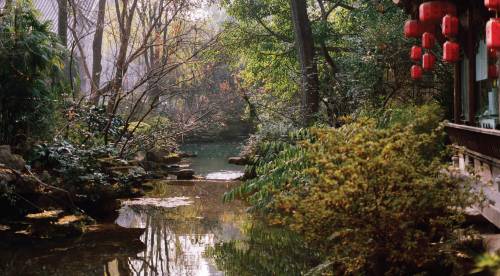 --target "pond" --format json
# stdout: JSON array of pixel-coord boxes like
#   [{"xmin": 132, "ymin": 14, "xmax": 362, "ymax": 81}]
[
  {"xmin": 180, "ymin": 142, "xmax": 245, "ymax": 180},
  {"xmin": 0, "ymin": 143, "xmax": 321, "ymax": 276}
]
